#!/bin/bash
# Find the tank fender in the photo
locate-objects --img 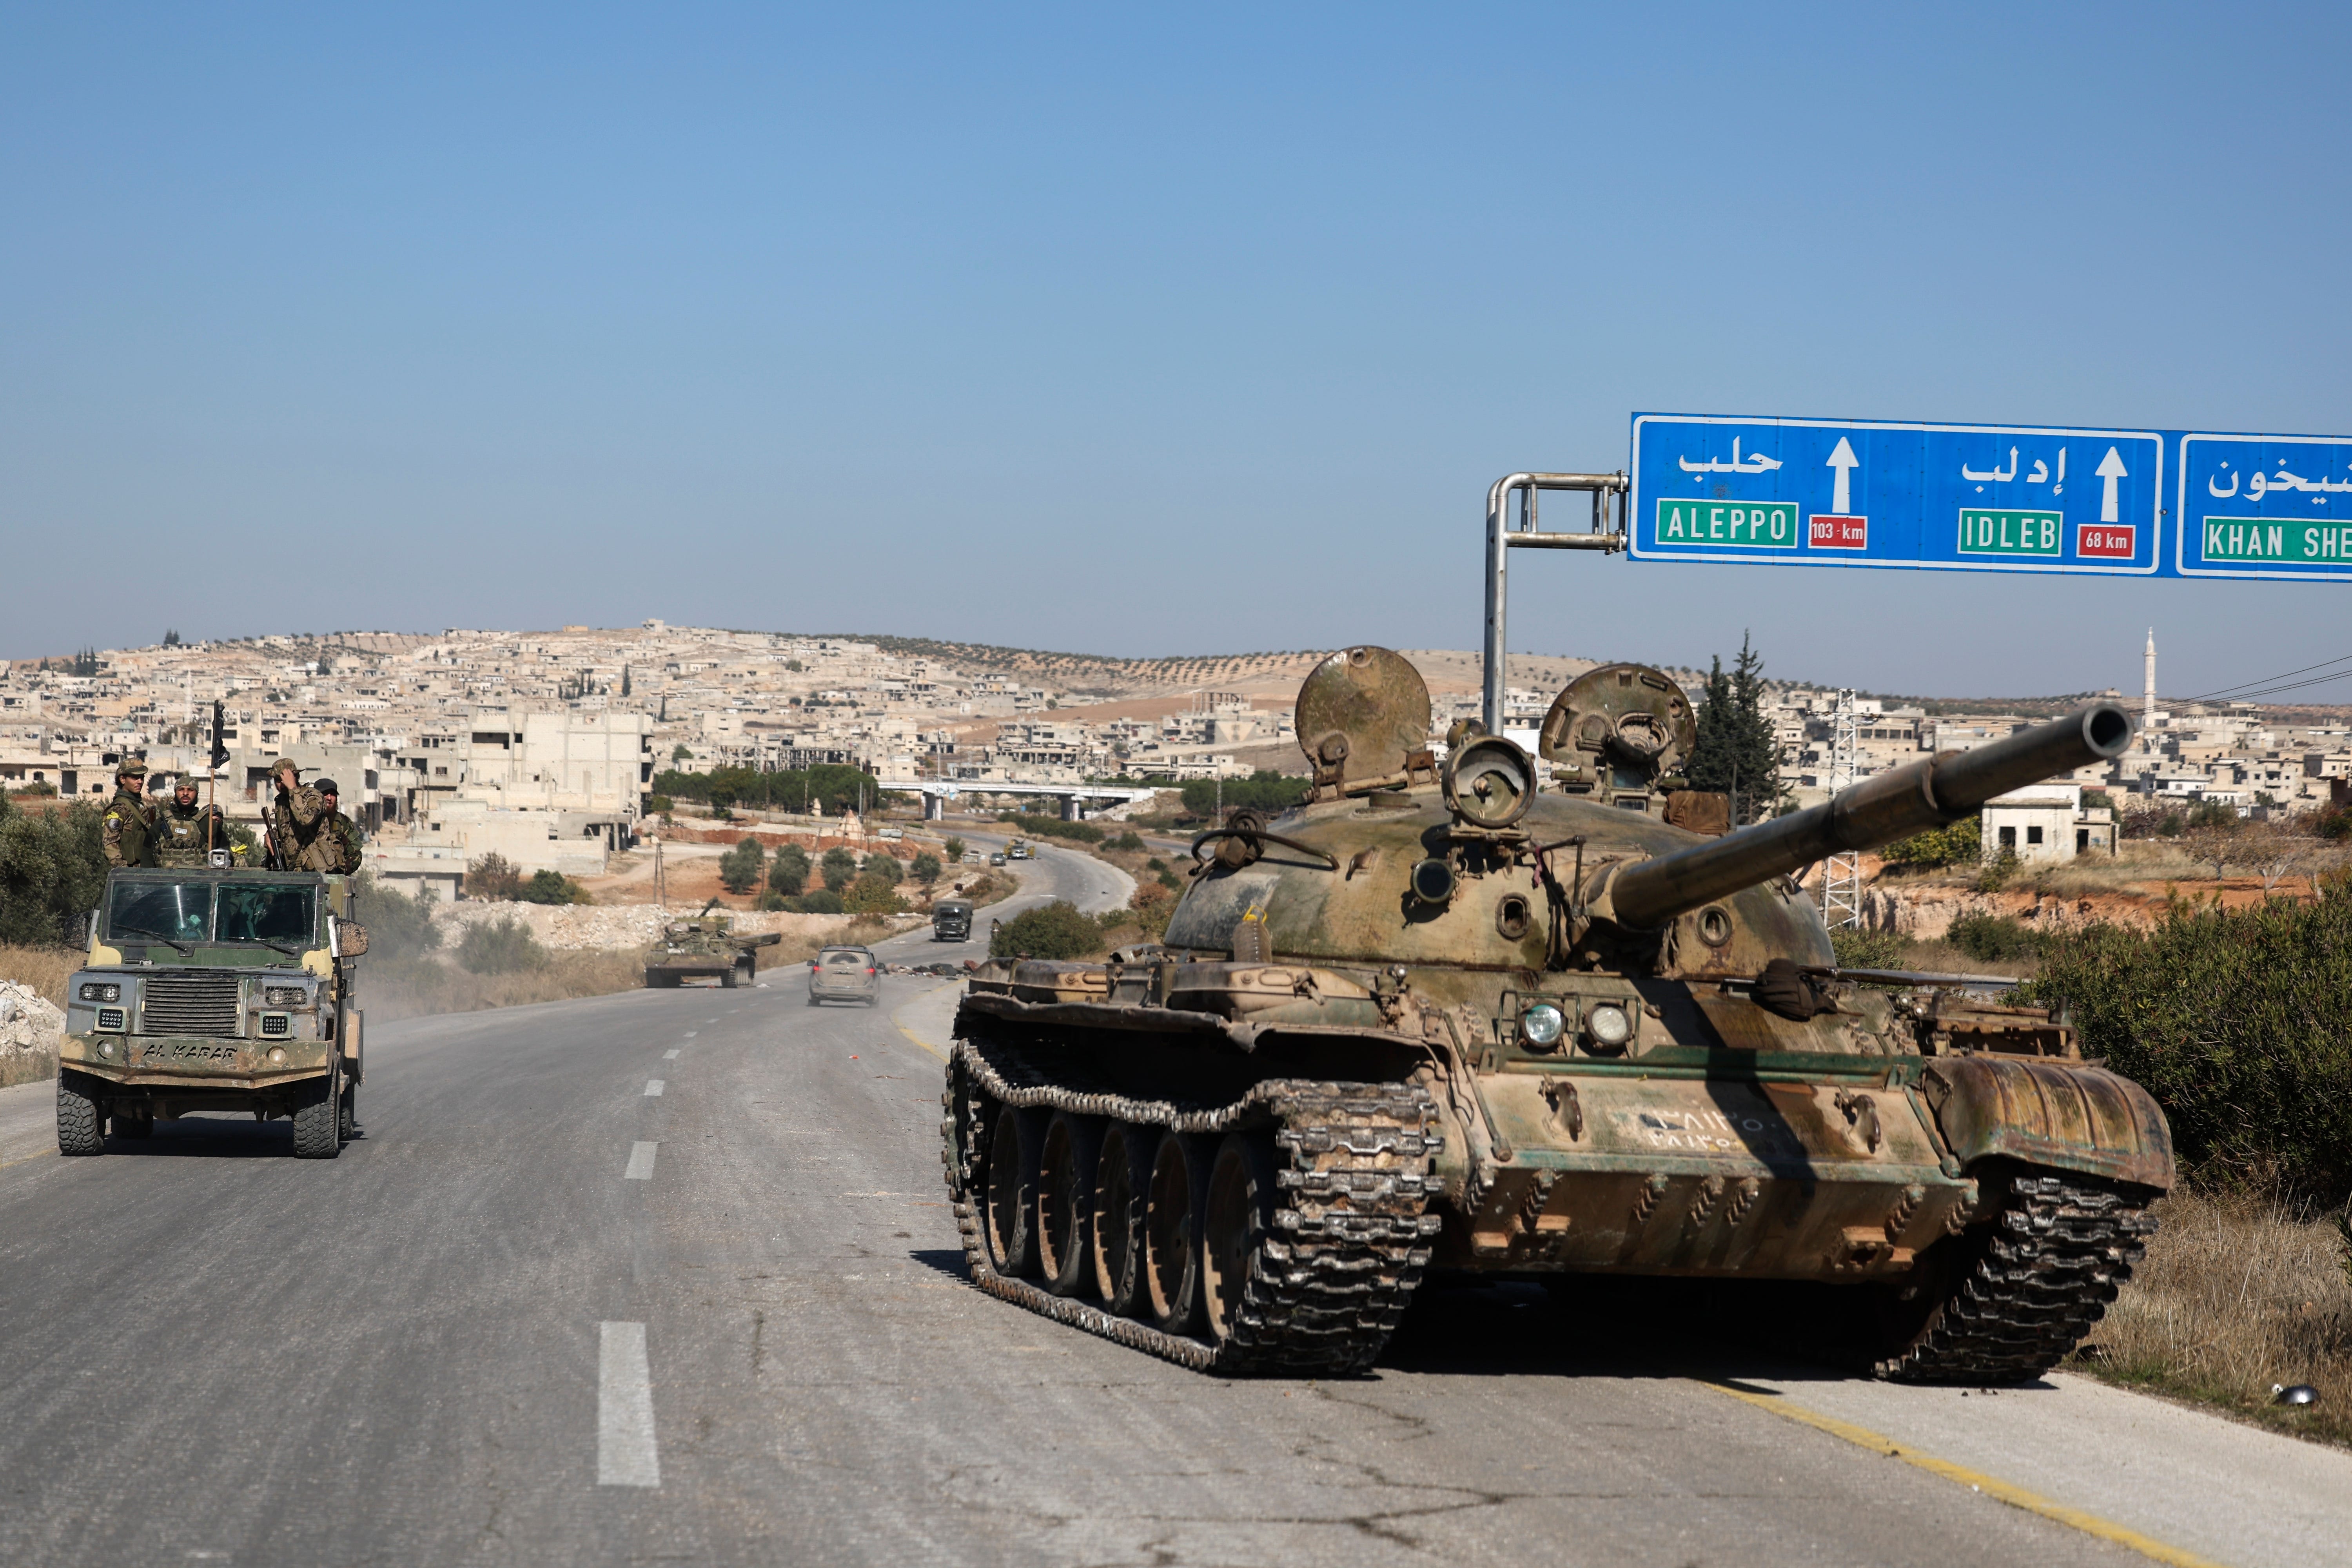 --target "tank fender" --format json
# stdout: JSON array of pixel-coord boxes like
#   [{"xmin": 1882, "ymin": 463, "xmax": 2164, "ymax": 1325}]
[{"xmin": 1920, "ymin": 1058, "xmax": 2174, "ymax": 1191}]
